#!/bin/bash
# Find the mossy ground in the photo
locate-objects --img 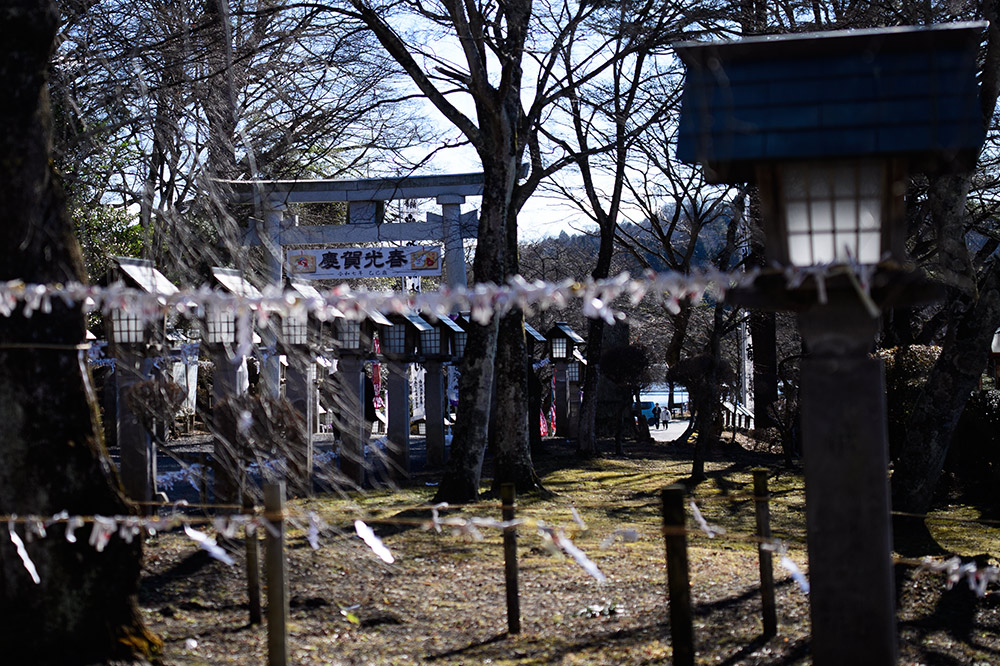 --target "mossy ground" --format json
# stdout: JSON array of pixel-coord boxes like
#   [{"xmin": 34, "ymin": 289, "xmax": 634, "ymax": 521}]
[{"xmin": 140, "ymin": 435, "xmax": 999, "ymax": 665}]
